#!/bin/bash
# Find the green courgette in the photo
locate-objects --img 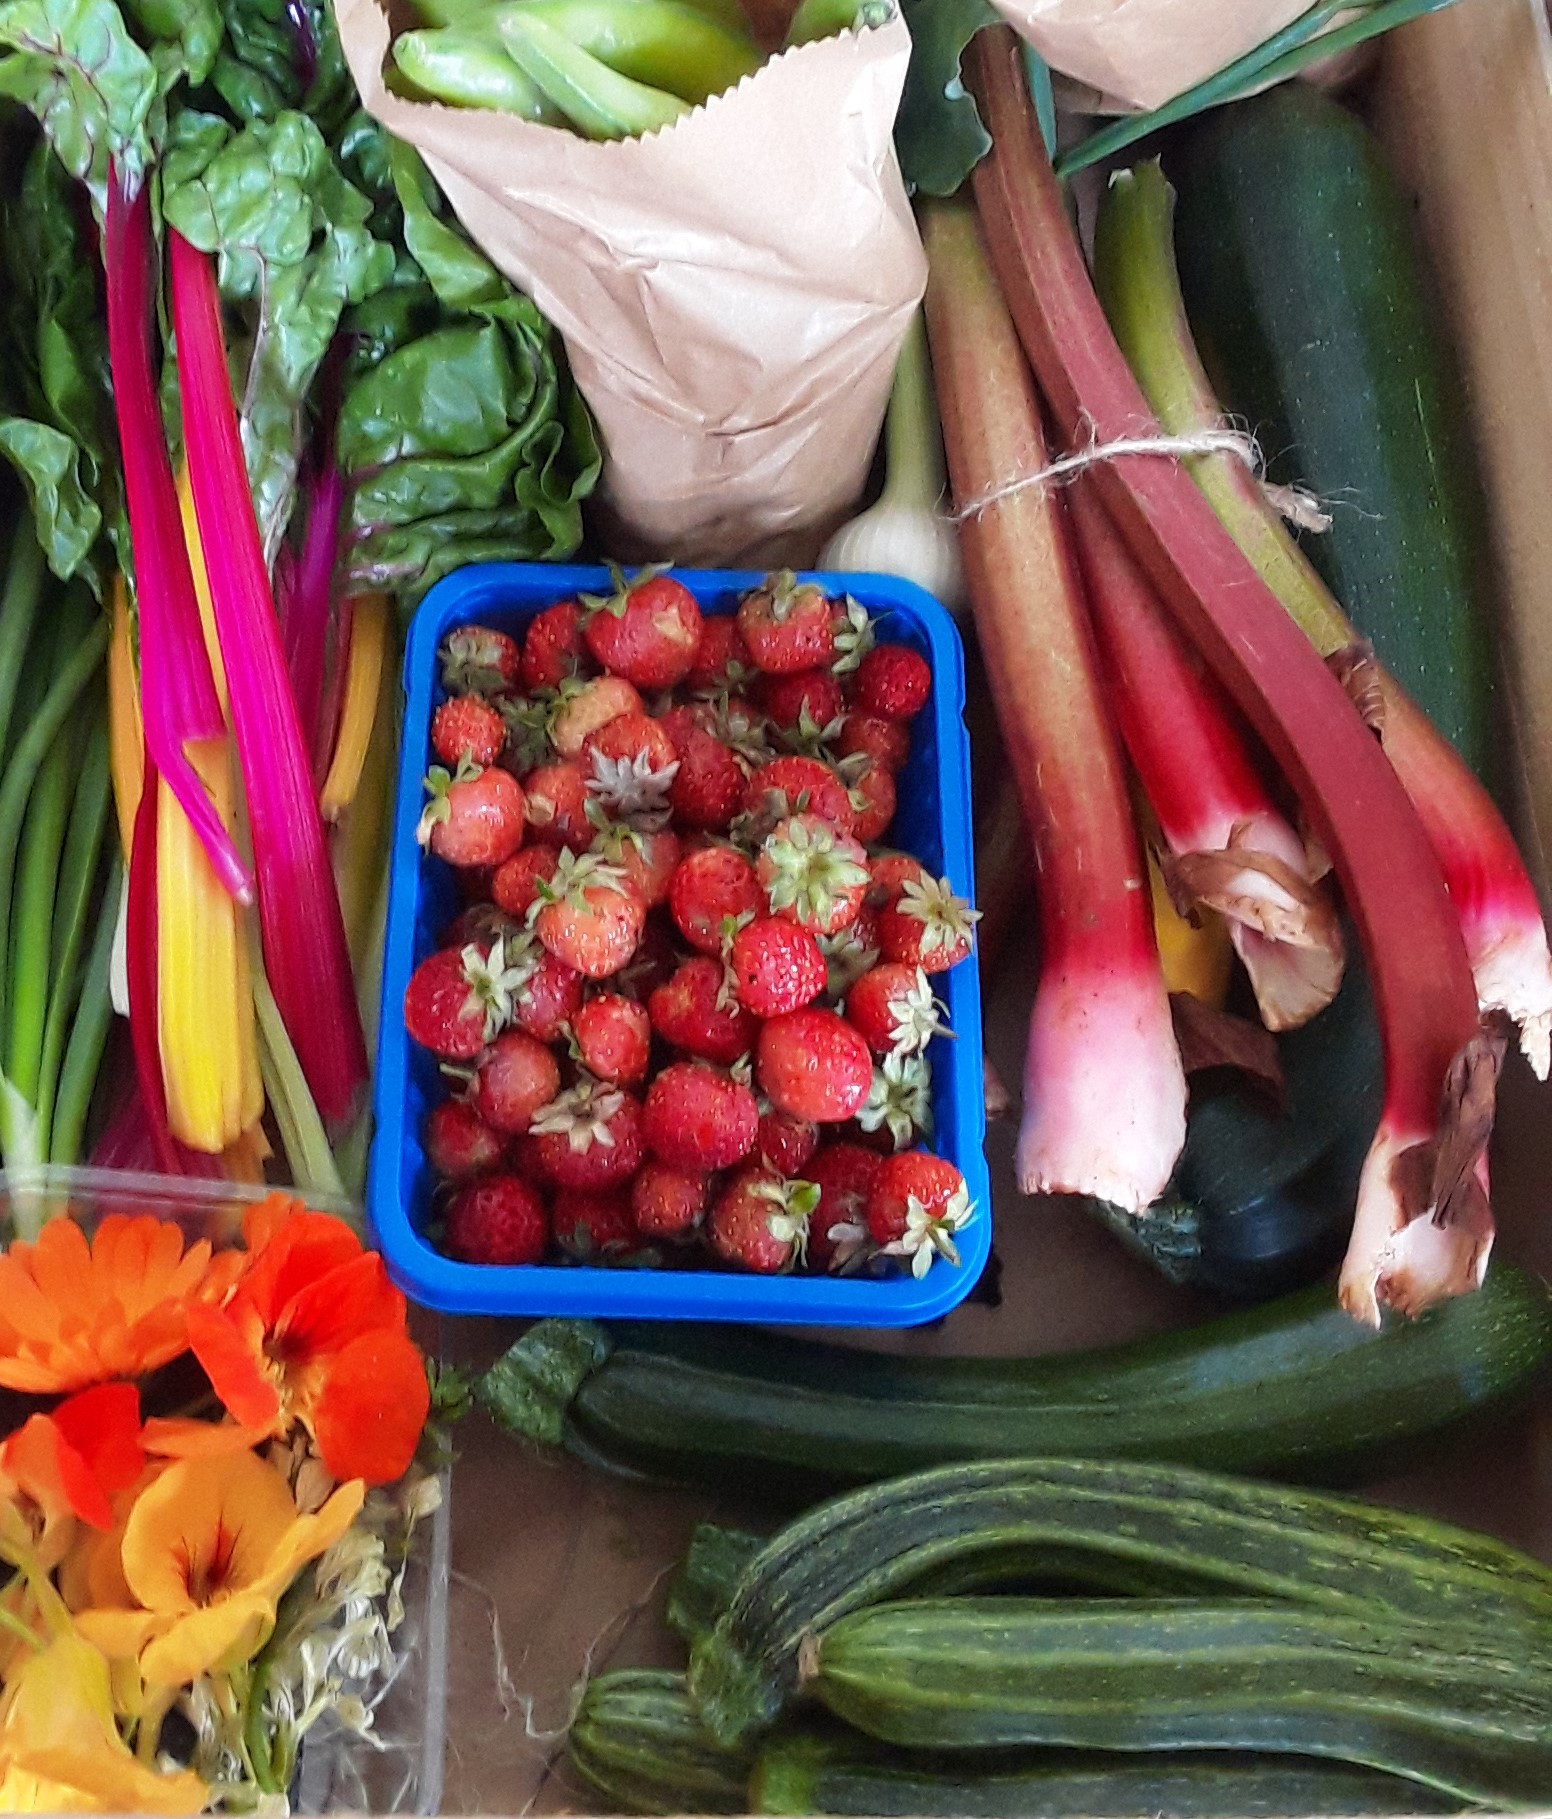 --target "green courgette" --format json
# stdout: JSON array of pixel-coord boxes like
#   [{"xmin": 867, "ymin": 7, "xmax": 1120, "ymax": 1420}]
[
  {"xmin": 1167, "ymin": 85, "xmax": 1501, "ymax": 790},
  {"xmin": 568, "ymin": 1669, "xmax": 752, "ymax": 1815},
  {"xmin": 752, "ymin": 1730, "xmax": 1467, "ymax": 1817},
  {"xmin": 667, "ymin": 1525, "xmax": 766, "ymax": 1646},
  {"xmin": 478, "ymin": 1262, "xmax": 1552, "ymax": 1502},
  {"xmin": 809, "ymin": 1598, "xmax": 1552, "ymax": 1807},
  {"xmin": 687, "ymin": 1456, "xmax": 1552, "ymax": 1746}
]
